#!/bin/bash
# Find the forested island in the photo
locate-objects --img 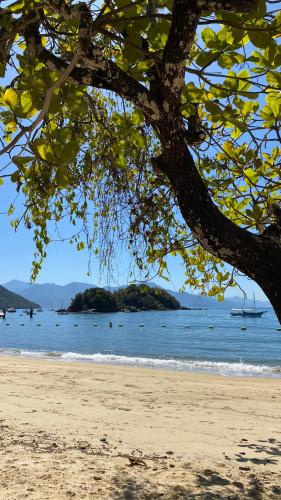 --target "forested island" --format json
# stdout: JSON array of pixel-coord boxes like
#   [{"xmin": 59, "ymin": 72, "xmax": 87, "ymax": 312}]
[{"xmin": 68, "ymin": 285, "xmax": 181, "ymax": 313}]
